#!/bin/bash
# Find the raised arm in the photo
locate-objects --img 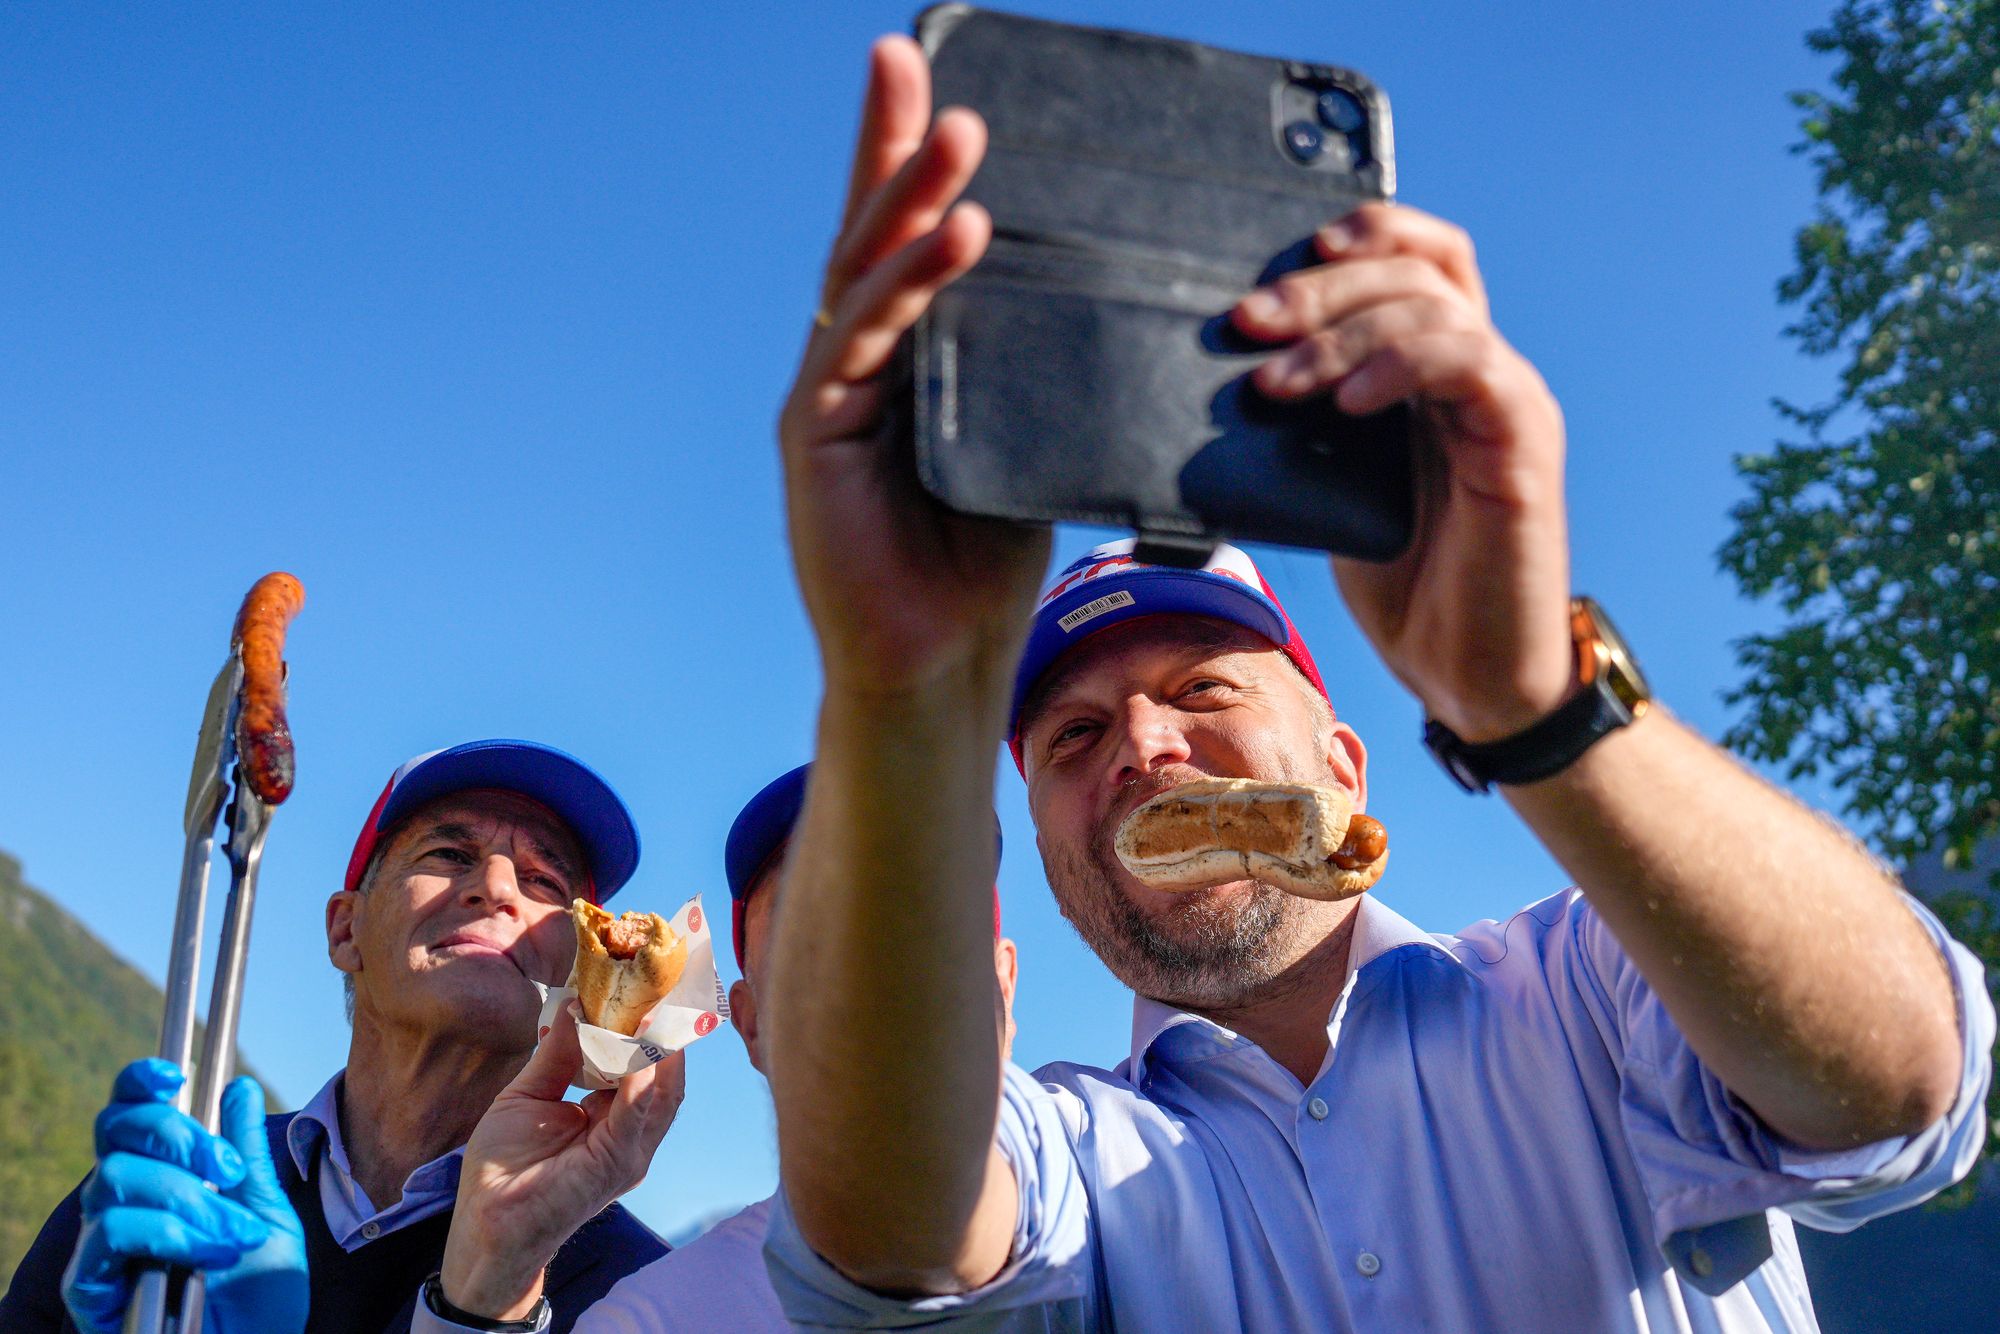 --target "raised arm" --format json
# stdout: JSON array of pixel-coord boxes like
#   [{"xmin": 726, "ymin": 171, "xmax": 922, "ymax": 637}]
[
  {"xmin": 762, "ymin": 37, "xmax": 1047, "ymax": 1294},
  {"xmin": 1232, "ymin": 202, "xmax": 1962, "ymax": 1148}
]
